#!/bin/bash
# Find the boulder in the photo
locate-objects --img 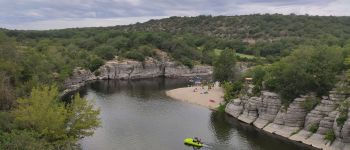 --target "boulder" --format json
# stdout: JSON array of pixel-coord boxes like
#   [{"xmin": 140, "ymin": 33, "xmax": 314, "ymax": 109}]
[
  {"xmin": 318, "ymin": 110, "xmax": 338, "ymax": 135},
  {"xmin": 253, "ymin": 91, "xmax": 281, "ymax": 128},
  {"xmin": 304, "ymin": 95, "xmax": 338, "ymax": 129},
  {"xmin": 63, "ymin": 67, "xmax": 96, "ymax": 95},
  {"xmin": 238, "ymin": 97, "xmax": 261, "ymax": 124},
  {"xmin": 225, "ymin": 98, "xmax": 244, "ymax": 118}
]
